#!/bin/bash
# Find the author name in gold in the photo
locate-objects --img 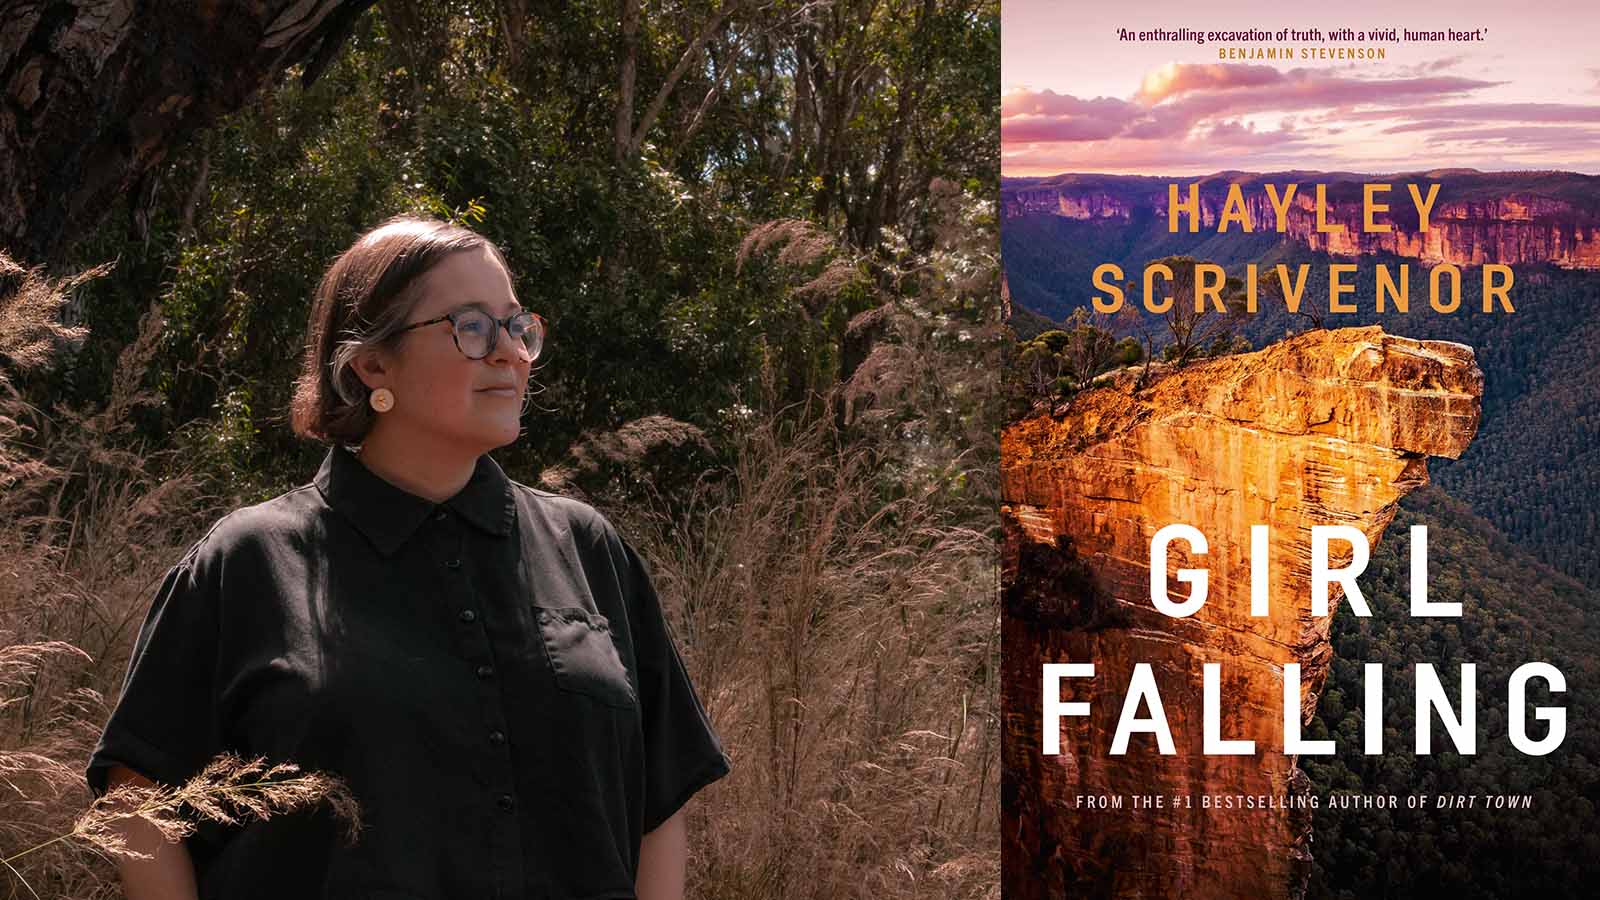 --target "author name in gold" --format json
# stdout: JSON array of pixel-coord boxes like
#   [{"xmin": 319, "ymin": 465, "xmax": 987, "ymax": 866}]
[
  {"xmin": 1090, "ymin": 182, "xmax": 1517, "ymax": 316},
  {"xmin": 1217, "ymin": 45, "xmax": 1387, "ymax": 60}
]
